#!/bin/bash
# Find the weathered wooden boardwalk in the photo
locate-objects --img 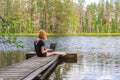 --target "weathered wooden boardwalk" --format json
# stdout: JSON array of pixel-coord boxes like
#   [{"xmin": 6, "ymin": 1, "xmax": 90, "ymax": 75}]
[{"xmin": 0, "ymin": 55, "xmax": 59, "ymax": 80}]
